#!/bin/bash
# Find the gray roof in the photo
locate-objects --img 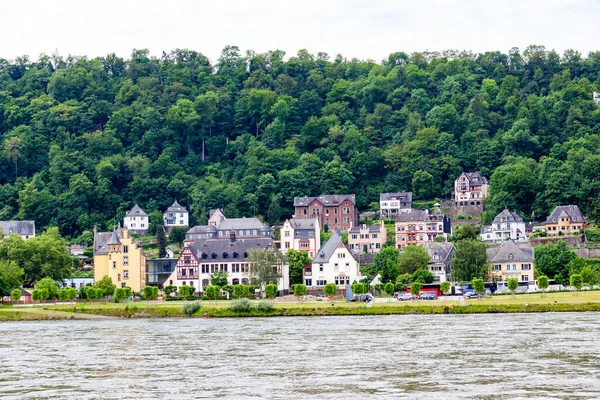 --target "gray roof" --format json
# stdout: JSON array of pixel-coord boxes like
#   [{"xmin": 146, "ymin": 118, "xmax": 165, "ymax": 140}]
[
  {"xmin": 125, "ymin": 204, "xmax": 147, "ymax": 217},
  {"xmin": 187, "ymin": 225, "xmax": 209, "ymax": 234},
  {"xmin": 460, "ymin": 171, "xmax": 489, "ymax": 184},
  {"xmin": 165, "ymin": 201, "xmax": 187, "ymax": 213},
  {"xmin": 209, "ymin": 209, "xmax": 224, "ymax": 217},
  {"xmin": 544, "ymin": 205, "xmax": 587, "ymax": 224},
  {"xmin": 217, "ymin": 217, "xmax": 268, "ymax": 231},
  {"xmin": 380, "ymin": 192, "xmax": 413, "ymax": 202},
  {"xmin": 287, "ymin": 218, "xmax": 319, "ymax": 230},
  {"xmin": 486, "ymin": 240, "xmax": 534, "ymax": 263},
  {"xmin": 493, "ymin": 209, "xmax": 523, "ymax": 223},
  {"xmin": 106, "ymin": 230, "xmax": 122, "ymax": 245},
  {"xmin": 424, "ymin": 242, "xmax": 455, "ymax": 263},
  {"xmin": 349, "ymin": 224, "xmax": 383, "ymax": 233},
  {"xmin": 313, "ymin": 231, "xmax": 354, "ymax": 263},
  {"xmin": 94, "ymin": 231, "xmax": 113, "ymax": 255},
  {"xmin": 0, "ymin": 221, "xmax": 35, "ymax": 236},
  {"xmin": 188, "ymin": 238, "xmax": 273, "ymax": 262},
  {"xmin": 294, "ymin": 194, "xmax": 355, "ymax": 207}
]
